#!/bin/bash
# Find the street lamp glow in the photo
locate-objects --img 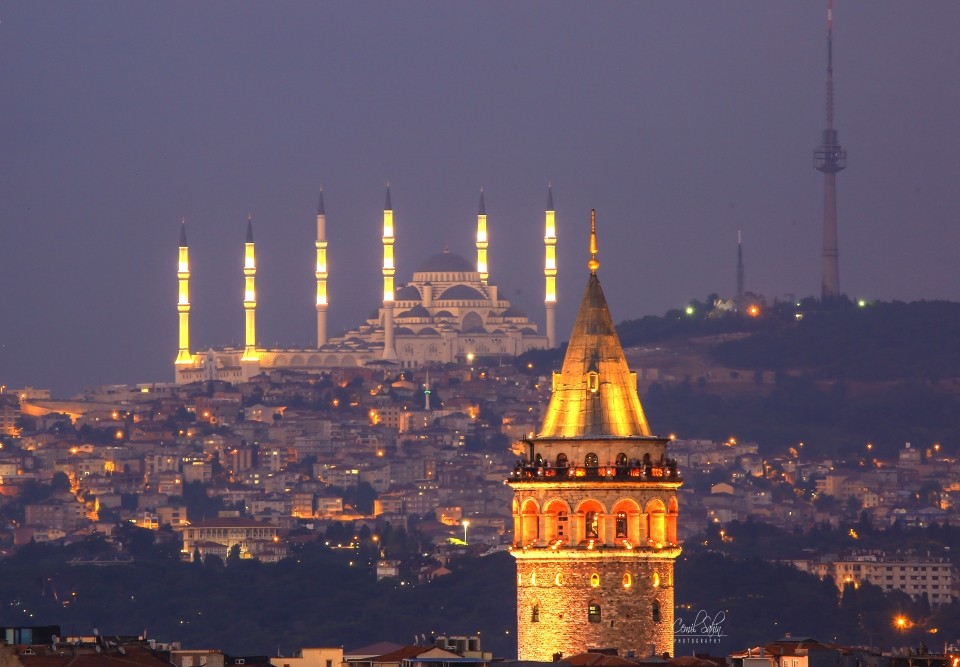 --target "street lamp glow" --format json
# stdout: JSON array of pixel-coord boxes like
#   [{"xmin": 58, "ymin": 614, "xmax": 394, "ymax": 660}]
[{"xmin": 462, "ymin": 520, "xmax": 470, "ymax": 544}]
